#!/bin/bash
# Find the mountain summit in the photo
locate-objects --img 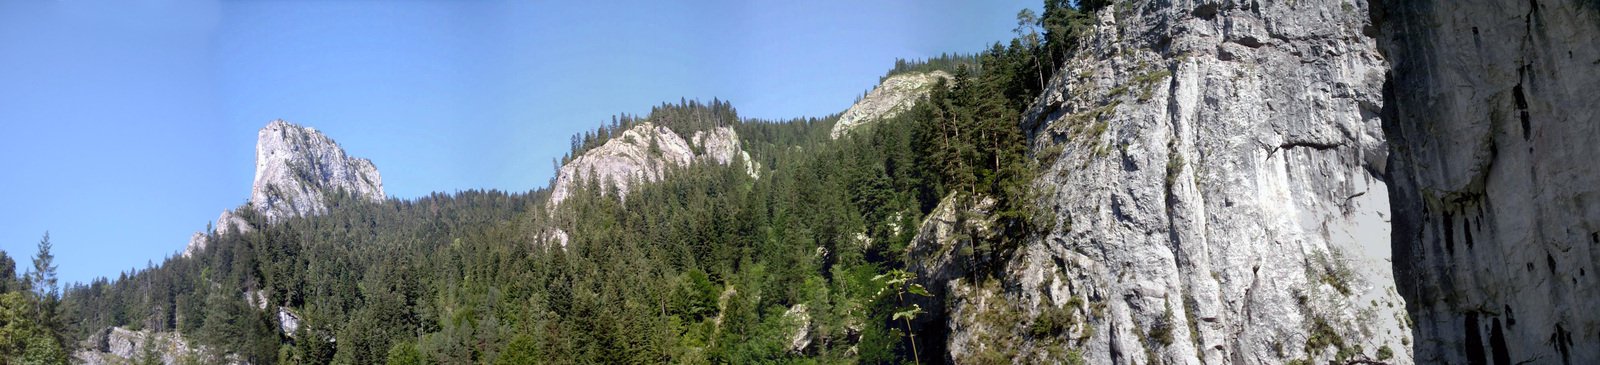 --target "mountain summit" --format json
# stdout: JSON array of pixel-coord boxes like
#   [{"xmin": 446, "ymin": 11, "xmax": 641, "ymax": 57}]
[
  {"xmin": 184, "ymin": 120, "xmax": 384, "ymax": 257},
  {"xmin": 249, "ymin": 120, "xmax": 385, "ymax": 222}
]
